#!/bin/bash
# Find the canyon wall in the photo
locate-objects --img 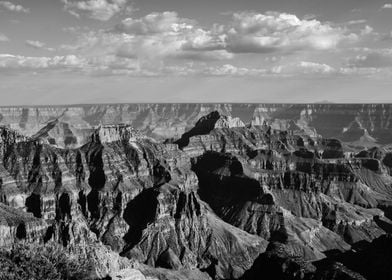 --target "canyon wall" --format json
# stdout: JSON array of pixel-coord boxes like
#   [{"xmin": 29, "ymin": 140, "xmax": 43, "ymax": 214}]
[{"xmin": 1, "ymin": 104, "xmax": 391, "ymax": 147}]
